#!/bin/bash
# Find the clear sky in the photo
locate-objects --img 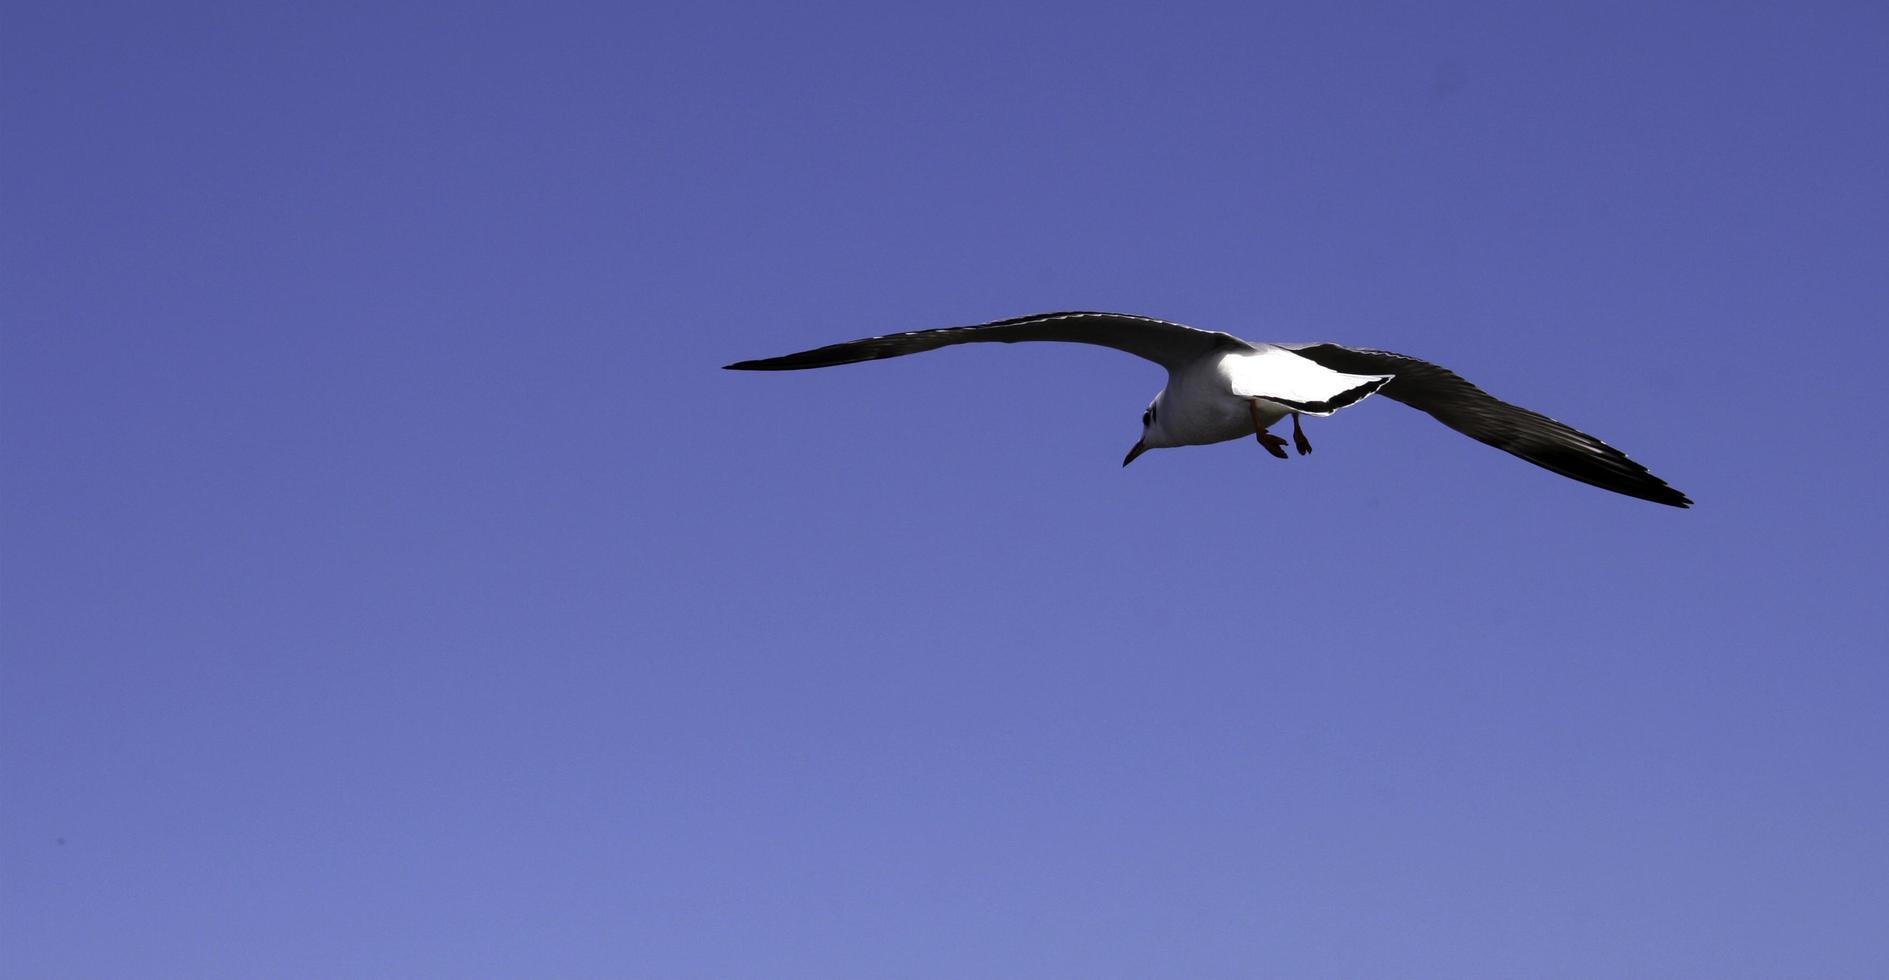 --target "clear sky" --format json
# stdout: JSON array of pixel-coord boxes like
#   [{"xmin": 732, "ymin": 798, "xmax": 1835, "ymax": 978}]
[{"xmin": 4, "ymin": 2, "xmax": 1886, "ymax": 977}]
